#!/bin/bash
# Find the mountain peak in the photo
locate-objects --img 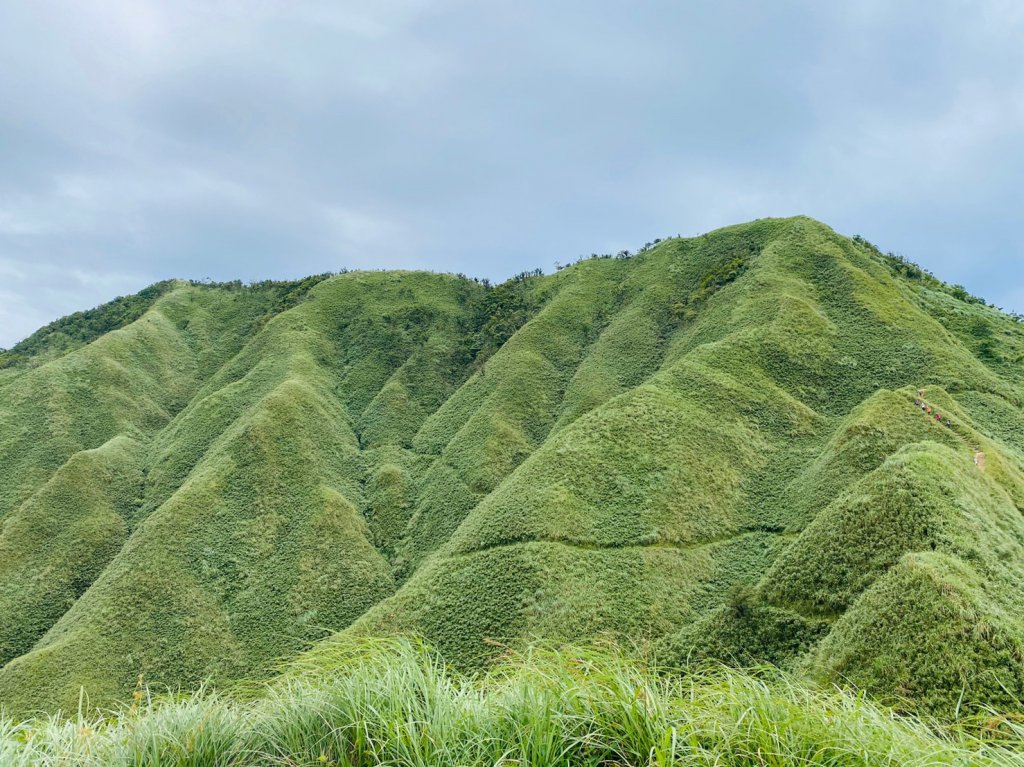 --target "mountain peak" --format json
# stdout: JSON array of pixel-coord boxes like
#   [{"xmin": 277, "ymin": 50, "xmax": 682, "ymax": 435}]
[{"xmin": 1, "ymin": 219, "xmax": 1022, "ymax": 717}]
